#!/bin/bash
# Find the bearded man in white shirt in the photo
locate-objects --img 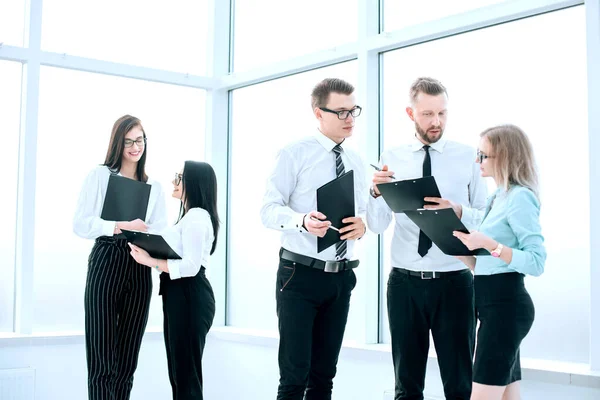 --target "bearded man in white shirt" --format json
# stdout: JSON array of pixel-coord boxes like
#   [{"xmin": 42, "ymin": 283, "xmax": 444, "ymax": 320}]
[
  {"xmin": 261, "ymin": 78, "xmax": 368, "ymax": 400},
  {"xmin": 368, "ymin": 77, "xmax": 487, "ymax": 400}
]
